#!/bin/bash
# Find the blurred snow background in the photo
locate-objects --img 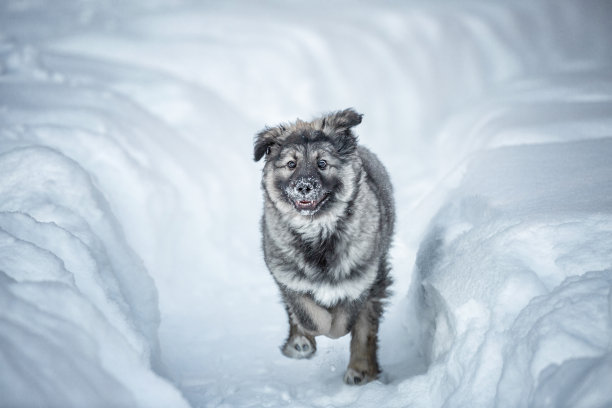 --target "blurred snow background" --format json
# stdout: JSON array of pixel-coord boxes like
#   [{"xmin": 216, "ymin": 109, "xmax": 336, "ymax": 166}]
[{"xmin": 1, "ymin": 0, "xmax": 611, "ymax": 407}]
